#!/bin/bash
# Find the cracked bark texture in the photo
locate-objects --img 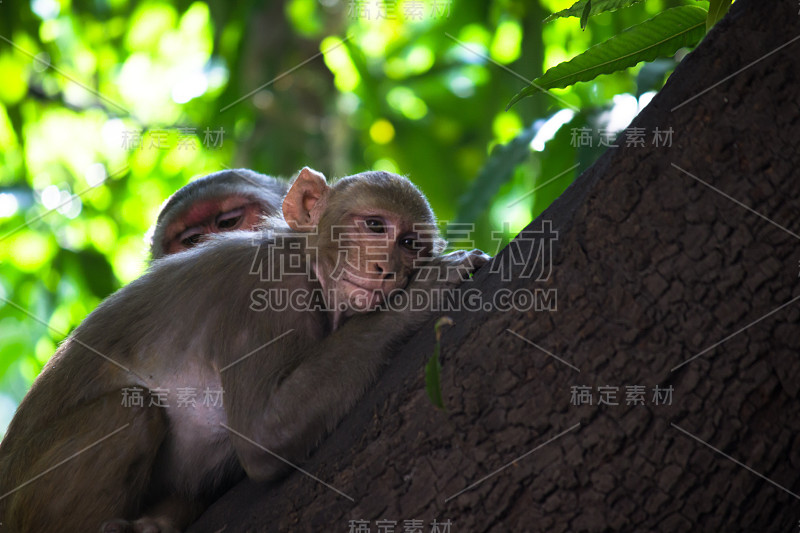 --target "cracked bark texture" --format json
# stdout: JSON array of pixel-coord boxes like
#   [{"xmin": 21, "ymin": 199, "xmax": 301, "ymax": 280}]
[{"xmin": 190, "ymin": 0, "xmax": 800, "ymax": 530}]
